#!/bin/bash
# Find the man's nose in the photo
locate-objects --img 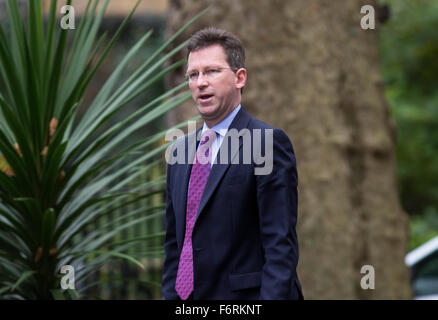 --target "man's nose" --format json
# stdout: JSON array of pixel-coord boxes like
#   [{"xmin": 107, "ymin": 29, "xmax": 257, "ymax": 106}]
[{"xmin": 196, "ymin": 73, "xmax": 209, "ymax": 87}]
